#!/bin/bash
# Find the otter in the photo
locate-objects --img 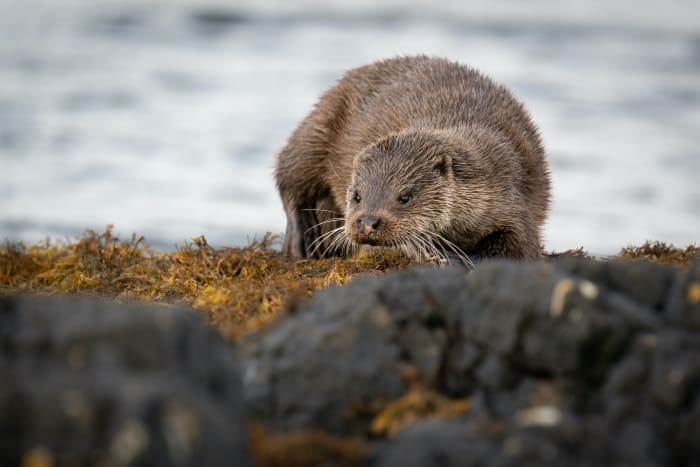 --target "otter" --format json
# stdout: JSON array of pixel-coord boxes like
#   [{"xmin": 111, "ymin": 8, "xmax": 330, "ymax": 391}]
[{"xmin": 275, "ymin": 55, "xmax": 550, "ymax": 264}]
